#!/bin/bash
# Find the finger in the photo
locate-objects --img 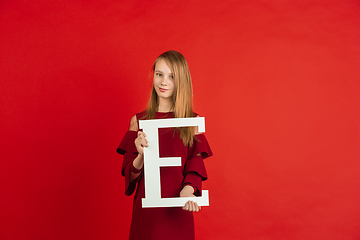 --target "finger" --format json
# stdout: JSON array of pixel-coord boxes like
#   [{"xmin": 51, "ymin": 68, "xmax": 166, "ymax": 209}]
[
  {"xmin": 193, "ymin": 202, "xmax": 198, "ymax": 212},
  {"xmin": 138, "ymin": 131, "xmax": 147, "ymax": 138},
  {"xmin": 193, "ymin": 202, "xmax": 197, "ymax": 212},
  {"xmin": 142, "ymin": 140, "xmax": 149, "ymax": 148},
  {"xmin": 189, "ymin": 201, "xmax": 194, "ymax": 212},
  {"xmin": 195, "ymin": 202, "xmax": 200, "ymax": 212},
  {"xmin": 138, "ymin": 135, "xmax": 148, "ymax": 145},
  {"xmin": 183, "ymin": 202, "xmax": 187, "ymax": 211},
  {"xmin": 183, "ymin": 201, "xmax": 190, "ymax": 211},
  {"xmin": 192, "ymin": 201, "xmax": 197, "ymax": 212}
]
